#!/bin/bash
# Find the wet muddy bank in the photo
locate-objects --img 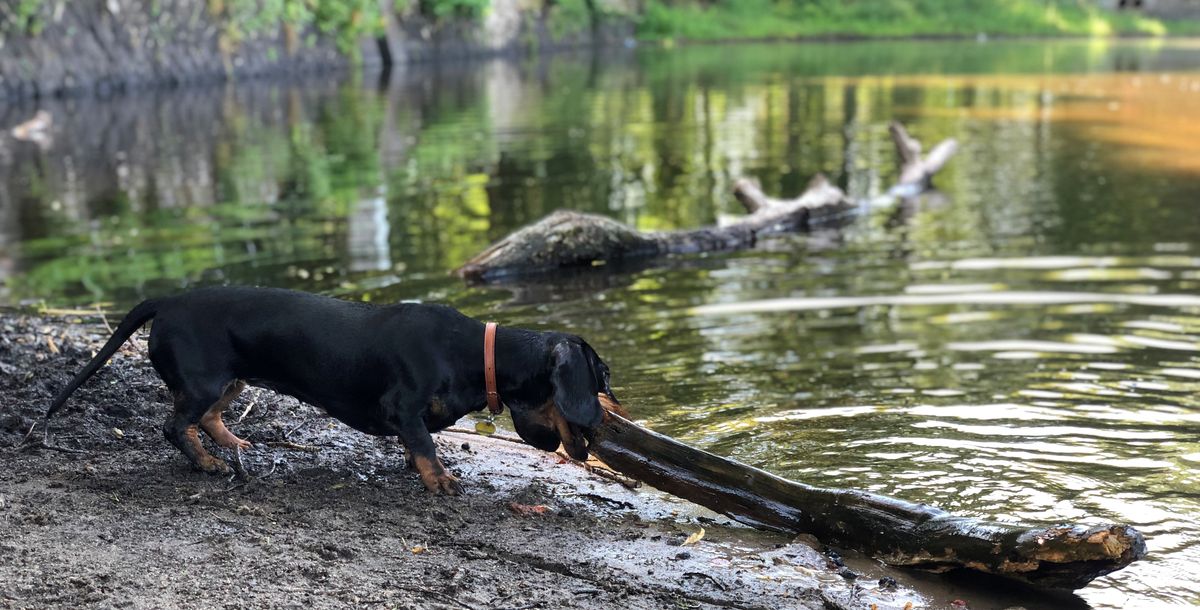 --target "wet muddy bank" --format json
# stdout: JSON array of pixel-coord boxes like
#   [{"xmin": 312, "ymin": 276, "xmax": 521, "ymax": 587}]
[{"xmin": 0, "ymin": 313, "xmax": 937, "ymax": 610}]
